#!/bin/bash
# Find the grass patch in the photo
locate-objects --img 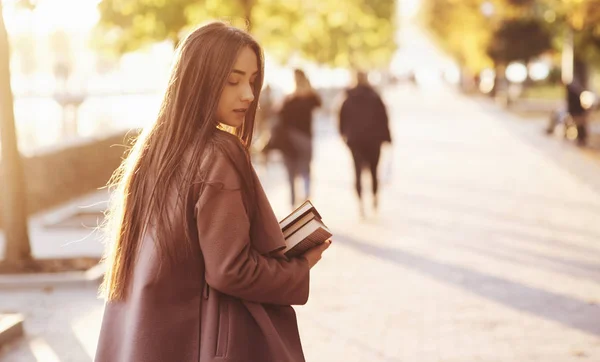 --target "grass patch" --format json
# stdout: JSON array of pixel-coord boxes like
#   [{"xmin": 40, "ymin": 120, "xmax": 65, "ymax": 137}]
[{"xmin": 521, "ymin": 84, "xmax": 564, "ymax": 100}]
